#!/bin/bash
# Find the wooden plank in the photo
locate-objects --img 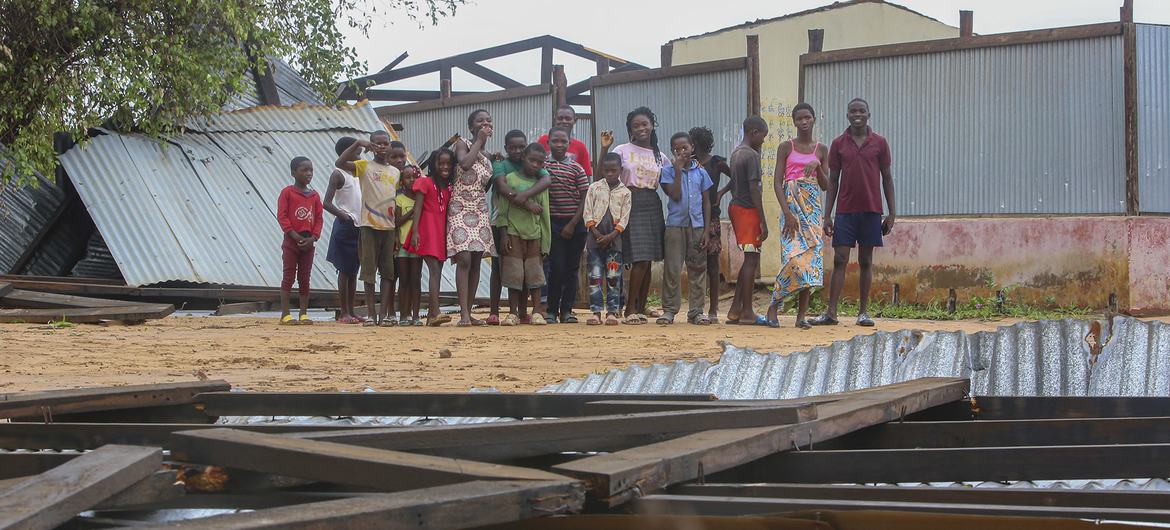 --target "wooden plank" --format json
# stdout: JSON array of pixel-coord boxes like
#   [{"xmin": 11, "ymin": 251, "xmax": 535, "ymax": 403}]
[
  {"xmin": 0, "ymin": 283, "xmax": 11, "ymax": 299},
  {"xmin": 816, "ymin": 416, "xmax": 1170, "ymax": 449},
  {"xmin": 0, "ymin": 288, "xmax": 140, "ymax": 309},
  {"xmin": 7, "ymin": 470, "xmax": 185, "ymax": 510},
  {"xmin": 910, "ymin": 395, "xmax": 1170, "ymax": 420},
  {"xmin": 0, "ymin": 278, "xmax": 348, "ymax": 307},
  {"xmin": 551, "ymin": 378, "xmax": 969, "ymax": 506},
  {"xmin": 0, "ymin": 275, "xmax": 123, "ymax": 286},
  {"xmin": 801, "ymin": 22, "xmax": 1122, "ymax": 66},
  {"xmin": 212, "ymin": 301, "xmax": 271, "ymax": 316},
  {"xmin": 672, "ymin": 483, "xmax": 1170, "ymax": 512},
  {"xmin": 18, "ymin": 404, "xmax": 214, "ymax": 424},
  {"xmin": 458, "ymin": 62, "xmax": 523, "ymax": 89},
  {"xmin": 361, "ymin": 88, "xmax": 480, "ymax": 101},
  {"xmin": 590, "ymin": 58, "xmax": 747, "ymax": 89},
  {"xmin": 0, "ymin": 380, "xmax": 229, "ymax": 420},
  {"xmin": 198, "ymin": 391, "xmax": 717, "ymax": 418},
  {"xmin": 630, "ymin": 494, "xmax": 1170, "ymax": 523},
  {"xmin": 1124, "ymin": 21, "xmax": 1140, "ymax": 215},
  {"xmin": 170, "ymin": 428, "xmax": 570, "ymax": 491},
  {"xmin": 583, "ymin": 397, "xmax": 842, "ymax": 415},
  {"xmin": 0, "ymin": 303, "xmax": 175, "ymax": 323},
  {"xmin": 124, "ymin": 480, "xmax": 583, "ymax": 530},
  {"xmin": 0, "ymin": 444, "xmax": 162, "ymax": 530},
  {"xmin": 374, "ymin": 84, "xmax": 552, "ymax": 115},
  {"xmin": 290, "ymin": 403, "xmax": 818, "ymax": 462},
  {"xmin": 716, "ymin": 444, "xmax": 1170, "ymax": 484},
  {"xmin": 0, "ymin": 453, "xmax": 79, "ymax": 479},
  {"xmin": 0, "ymin": 422, "xmax": 410, "ymax": 451}
]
